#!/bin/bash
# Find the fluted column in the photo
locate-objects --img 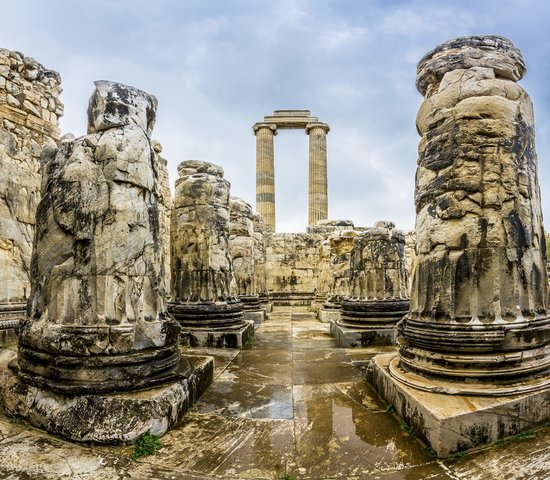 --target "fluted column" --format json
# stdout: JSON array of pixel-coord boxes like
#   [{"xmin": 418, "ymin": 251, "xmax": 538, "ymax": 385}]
[
  {"xmin": 394, "ymin": 35, "xmax": 550, "ymax": 393},
  {"xmin": 335, "ymin": 222, "xmax": 409, "ymax": 347},
  {"xmin": 253, "ymin": 123, "xmax": 277, "ymax": 231},
  {"xmin": 306, "ymin": 122, "xmax": 330, "ymax": 226},
  {"xmin": 168, "ymin": 160, "xmax": 253, "ymax": 348}
]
